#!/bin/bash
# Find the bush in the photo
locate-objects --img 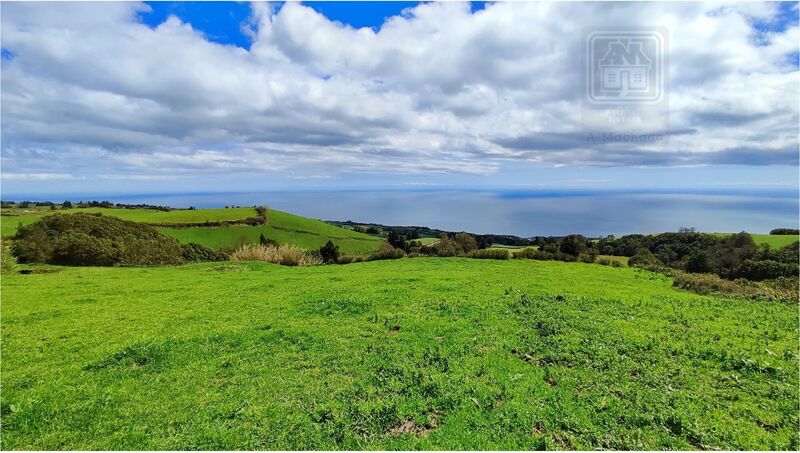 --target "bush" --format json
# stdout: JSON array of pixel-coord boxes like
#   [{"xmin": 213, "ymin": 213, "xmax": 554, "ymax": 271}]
[
  {"xmin": 731, "ymin": 259, "xmax": 798, "ymax": 281},
  {"xmin": 319, "ymin": 240, "xmax": 340, "ymax": 264},
  {"xmin": 515, "ymin": 247, "xmax": 545, "ymax": 260},
  {"xmin": 12, "ymin": 213, "xmax": 183, "ymax": 266},
  {"xmin": 628, "ymin": 248, "xmax": 660, "ymax": 267},
  {"xmin": 597, "ymin": 257, "xmax": 612, "ymax": 266},
  {"xmin": 513, "ymin": 247, "xmax": 576, "ymax": 262},
  {"xmin": 467, "ymin": 248, "xmax": 510, "ymax": 260},
  {"xmin": 365, "ymin": 242, "xmax": 406, "ymax": 261},
  {"xmin": 230, "ymin": 244, "xmax": 320, "ymax": 266},
  {"xmin": 182, "ymin": 242, "xmax": 227, "ymax": 262},
  {"xmin": 336, "ymin": 255, "xmax": 364, "ymax": 265},
  {"xmin": 611, "ymin": 261, "xmax": 624, "ymax": 268},
  {"xmin": 577, "ymin": 249, "xmax": 598, "ymax": 263},
  {"xmin": 1, "ymin": 242, "xmax": 17, "ymax": 274},
  {"xmin": 672, "ymin": 272, "xmax": 797, "ymax": 303}
]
